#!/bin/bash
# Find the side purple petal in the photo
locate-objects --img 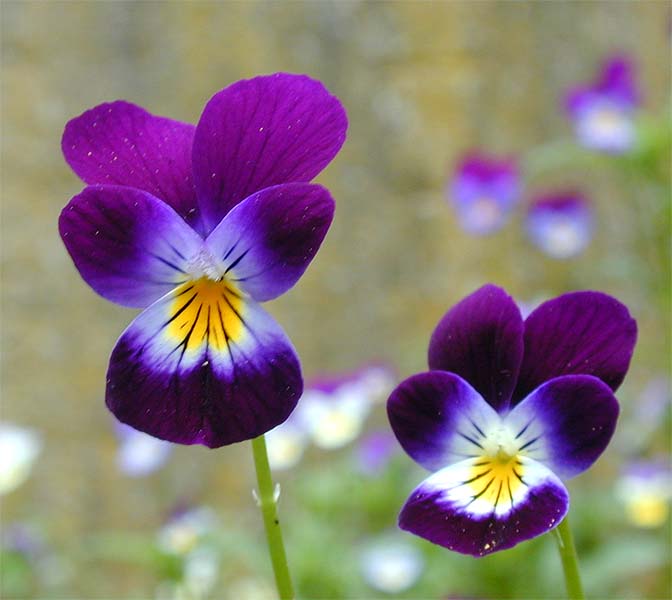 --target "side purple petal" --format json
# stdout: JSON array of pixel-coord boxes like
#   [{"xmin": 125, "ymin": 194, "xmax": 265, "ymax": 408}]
[
  {"xmin": 387, "ymin": 371, "xmax": 501, "ymax": 472},
  {"xmin": 204, "ymin": 183, "xmax": 334, "ymax": 302},
  {"xmin": 106, "ymin": 284, "xmax": 303, "ymax": 448},
  {"xmin": 399, "ymin": 457, "xmax": 569, "ymax": 557},
  {"xmin": 192, "ymin": 73, "xmax": 348, "ymax": 232},
  {"xmin": 513, "ymin": 291, "xmax": 637, "ymax": 403},
  {"xmin": 505, "ymin": 375, "xmax": 619, "ymax": 479},
  {"xmin": 59, "ymin": 185, "xmax": 203, "ymax": 308},
  {"xmin": 428, "ymin": 285, "xmax": 524, "ymax": 412},
  {"xmin": 62, "ymin": 101, "xmax": 202, "ymax": 231}
]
